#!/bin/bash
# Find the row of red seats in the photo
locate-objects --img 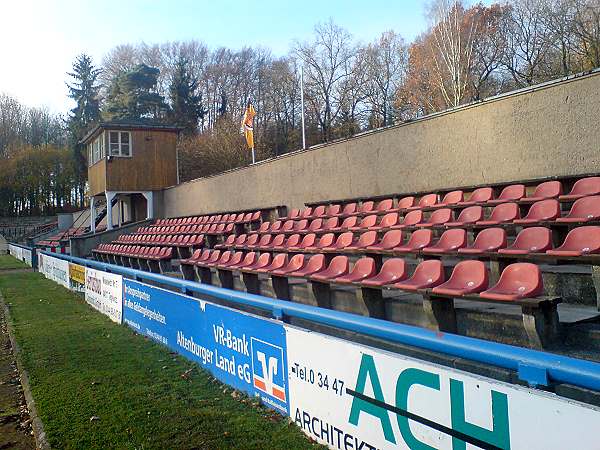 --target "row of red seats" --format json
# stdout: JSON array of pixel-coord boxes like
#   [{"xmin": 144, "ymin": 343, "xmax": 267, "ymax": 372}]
[
  {"xmin": 213, "ymin": 226, "xmax": 600, "ymax": 257},
  {"xmin": 244, "ymin": 196, "xmax": 600, "ymax": 237},
  {"xmin": 116, "ymin": 233, "xmax": 204, "ymax": 247},
  {"xmin": 136, "ymin": 223, "xmax": 235, "ymax": 235},
  {"xmin": 94, "ymin": 244, "xmax": 173, "ymax": 260},
  {"xmin": 153, "ymin": 211, "xmax": 261, "ymax": 226},
  {"xmin": 286, "ymin": 177, "xmax": 600, "ymax": 220},
  {"xmin": 181, "ymin": 249, "xmax": 543, "ymax": 302}
]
